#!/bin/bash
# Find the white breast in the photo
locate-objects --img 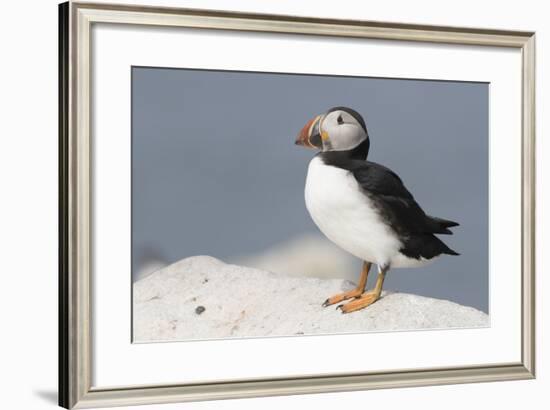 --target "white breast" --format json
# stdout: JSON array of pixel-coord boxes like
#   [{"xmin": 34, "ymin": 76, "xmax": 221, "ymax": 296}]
[{"xmin": 304, "ymin": 156, "xmax": 403, "ymax": 267}]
